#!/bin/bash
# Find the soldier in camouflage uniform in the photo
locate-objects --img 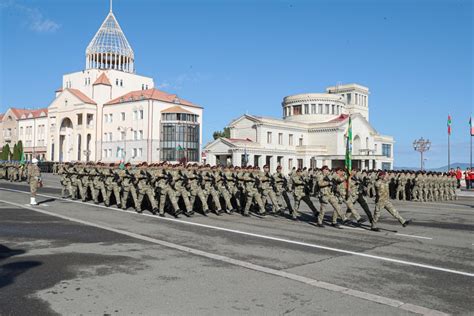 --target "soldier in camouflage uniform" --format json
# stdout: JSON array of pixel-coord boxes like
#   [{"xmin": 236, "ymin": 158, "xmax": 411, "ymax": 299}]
[
  {"xmin": 103, "ymin": 163, "xmax": 122, "ymax": 208},
  {"xmin": 291, "ymin": 168, "xmax": 318, "ymax": 220},
  {"xmin": 396, "ymin": 172, "xmax": 407, "ymax": 201},
  {"xmin": 258, "ymin": 165, "xmax": 283, "ymax": 215},
  {"xmin": 240, "ymin": 166, "xmax": 266, "ymax": 216},
  {"xmin": 316, "ymin": 166, "xmax": 347, "ymax": 228},
  {"xmin": 272, "ymin": 165, "xmax": 295, "ymax": 218},
  {"xmin": 120, "ymin": 163, "xmax": 140, "ymax": 211},
  {"xmin": 374, "ymin": 171, "xmax": 412, "ymax": 227}
]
